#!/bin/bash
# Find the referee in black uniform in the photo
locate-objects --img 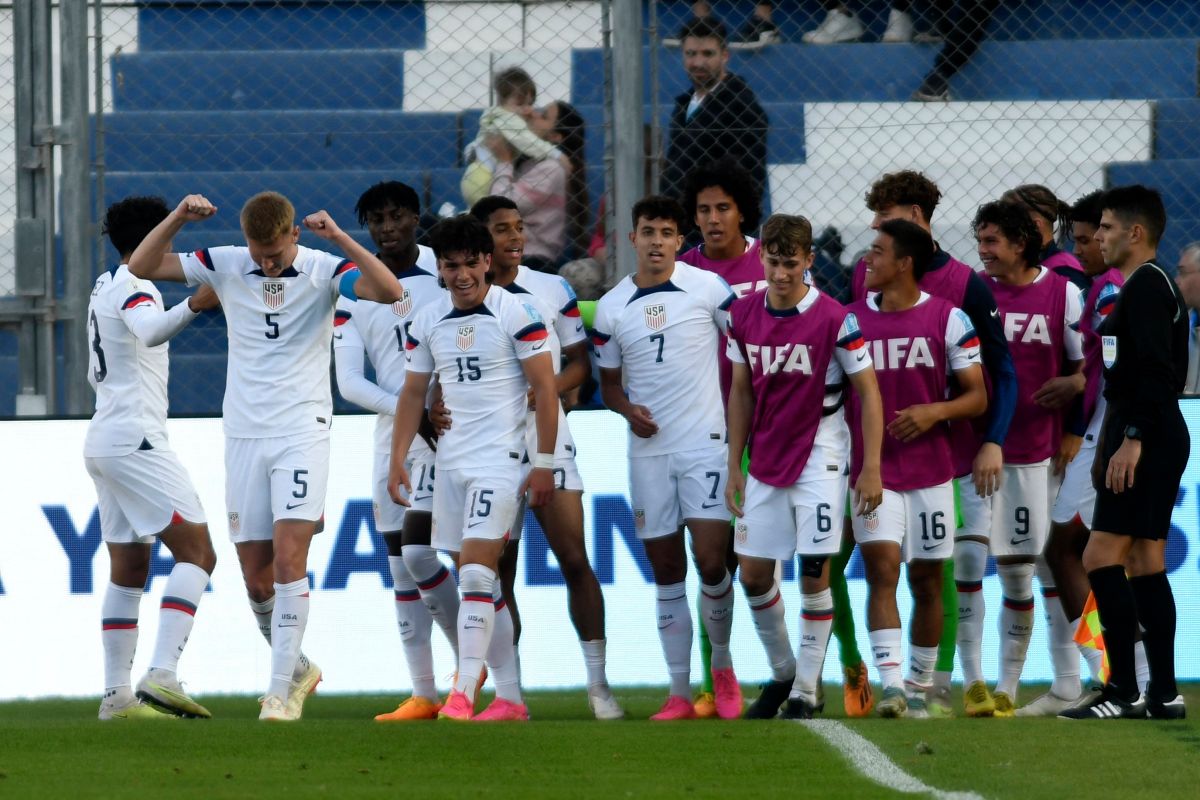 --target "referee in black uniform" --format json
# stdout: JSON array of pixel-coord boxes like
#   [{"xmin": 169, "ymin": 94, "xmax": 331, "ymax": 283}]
[{"xmin": 1061, "ymin": 186, "xmax": 1189, "ymax": 720}]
